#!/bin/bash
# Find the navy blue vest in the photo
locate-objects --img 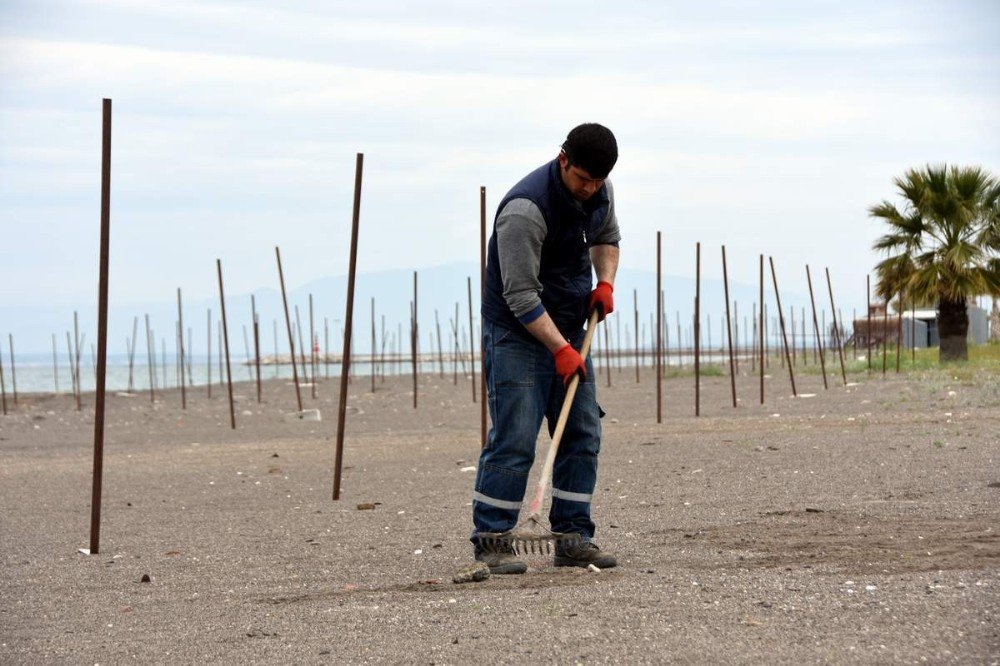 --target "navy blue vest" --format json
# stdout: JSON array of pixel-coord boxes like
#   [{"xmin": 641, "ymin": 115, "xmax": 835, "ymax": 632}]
[{"xmin": 482, "ymin": 159, "xmax": 611, "ymax": 342}]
